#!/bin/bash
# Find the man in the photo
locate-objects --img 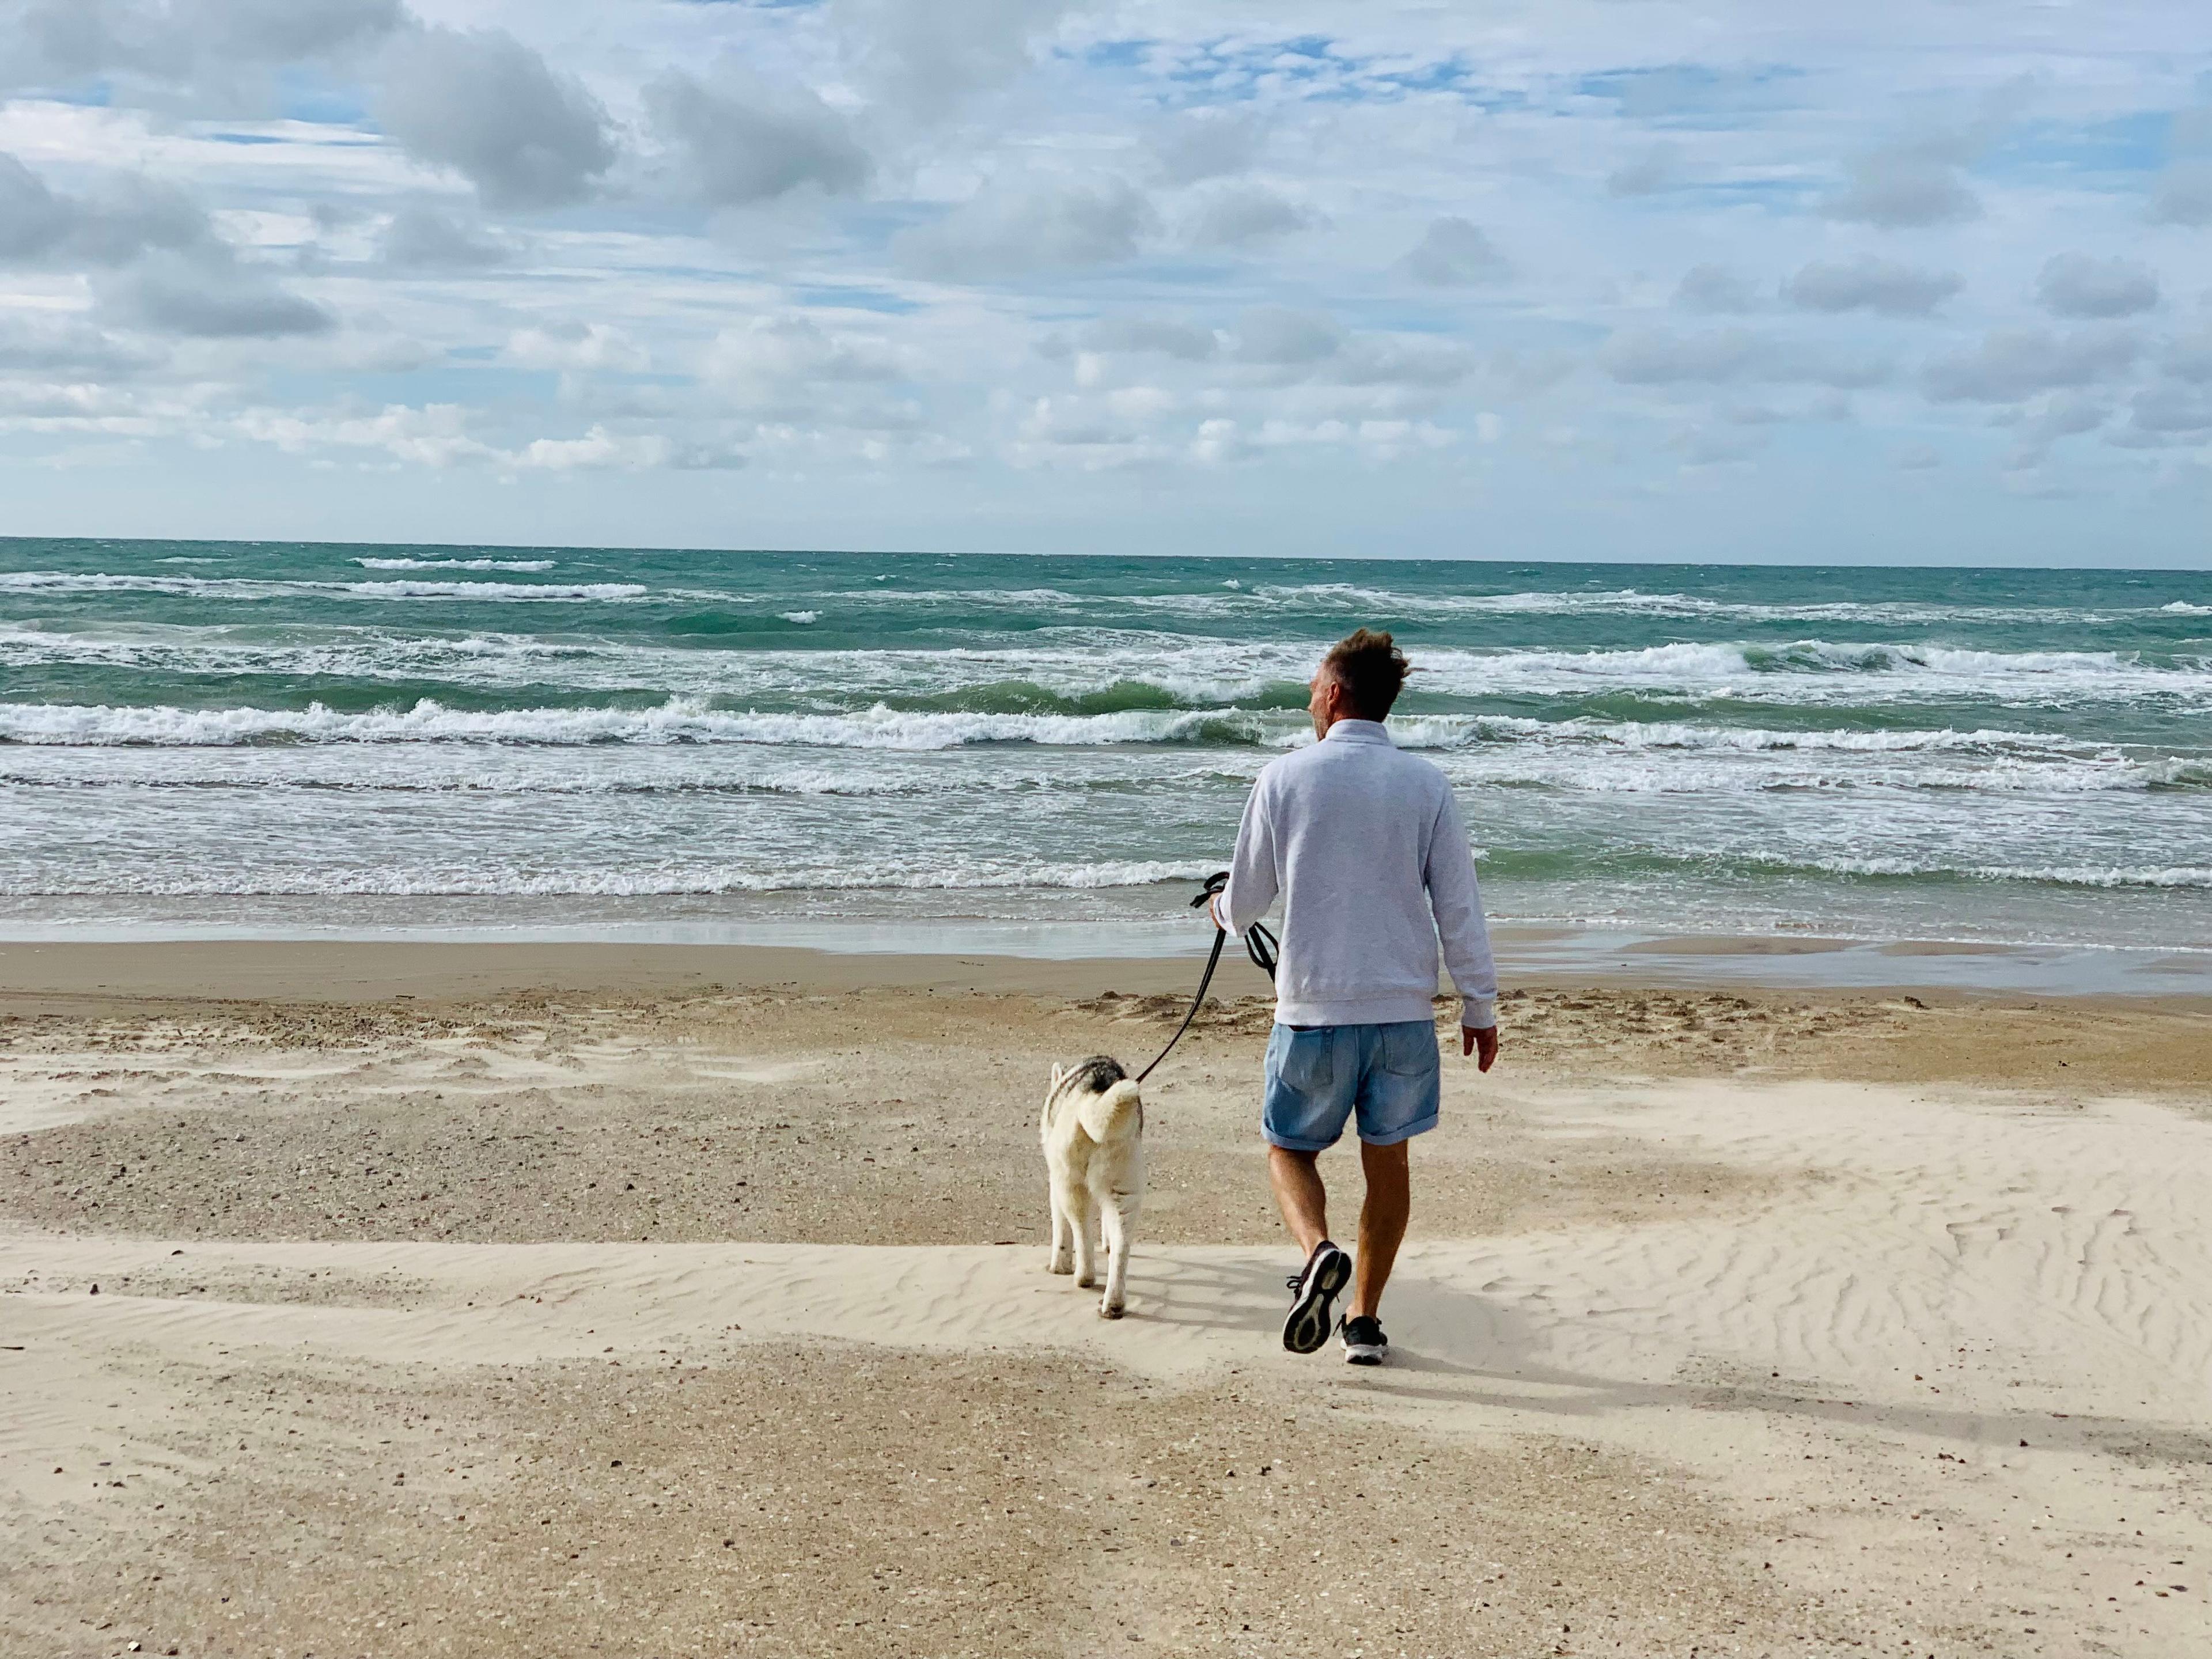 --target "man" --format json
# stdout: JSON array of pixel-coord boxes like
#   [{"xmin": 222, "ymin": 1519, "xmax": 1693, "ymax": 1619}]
[{"xmin": 1212, "ymin": 628, "xmax": 1499, "ymax": 1365}]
